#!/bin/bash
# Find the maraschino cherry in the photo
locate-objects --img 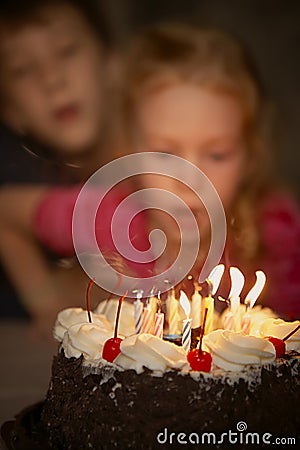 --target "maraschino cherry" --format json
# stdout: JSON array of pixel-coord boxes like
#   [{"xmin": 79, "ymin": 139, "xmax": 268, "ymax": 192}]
[
  {"xmin": 266, "ymin": 337, "xmax": 285, "ymax": 358},
  {"xmin": 187, "ymin": 308, "xmax": 212, "ymax": 372},
  {"xmin": 102, "ymin": 290, "xmax": 128, "ymax": 363},
  {"xmin": 266, "ymin": 323, "xmax": 300, "ymax": 358}
]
